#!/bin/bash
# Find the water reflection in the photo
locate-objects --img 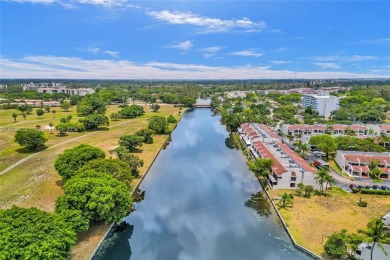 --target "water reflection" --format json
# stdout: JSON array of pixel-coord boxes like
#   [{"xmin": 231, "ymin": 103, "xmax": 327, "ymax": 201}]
[
  {"xmin": 245, "ymin": 191, "xmax": 273, "ymax": 218},
  {"xmin": 94, "ymin": 109, "xmax": 311, "ymax": 260},
  {"xmin": 94, "ymin": 221, "xmax": 133, "ymax": 260}
]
